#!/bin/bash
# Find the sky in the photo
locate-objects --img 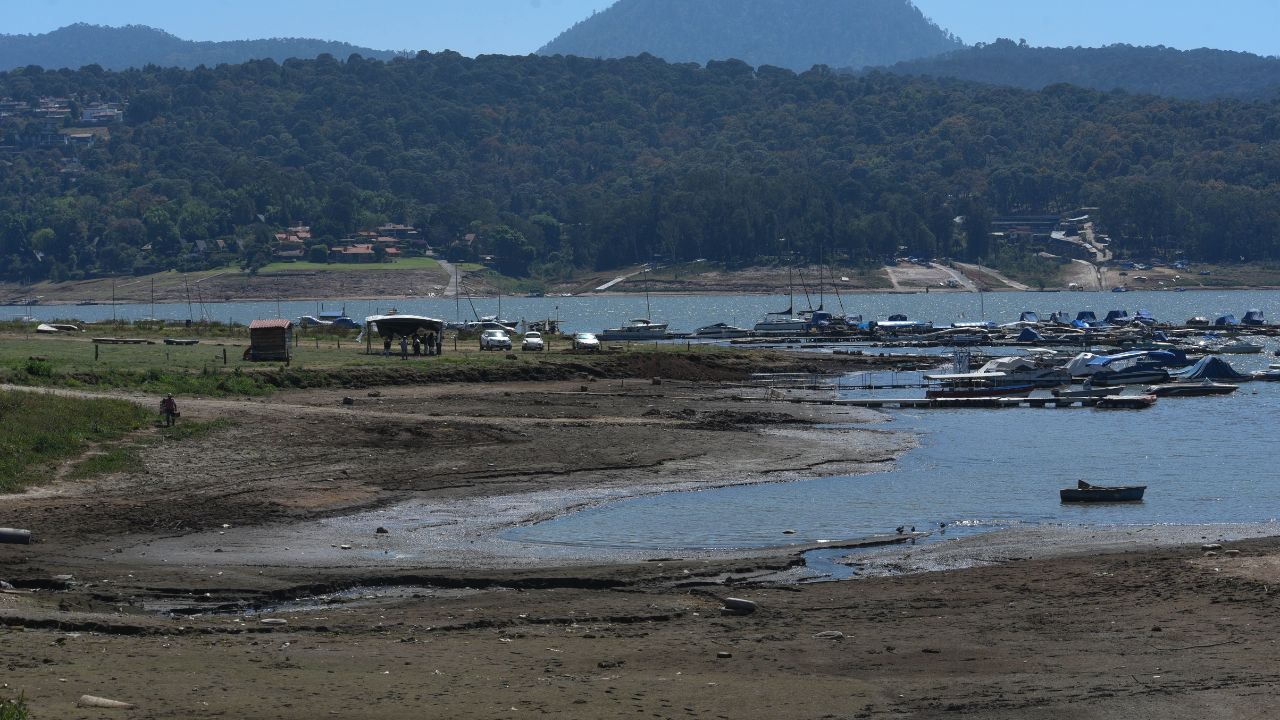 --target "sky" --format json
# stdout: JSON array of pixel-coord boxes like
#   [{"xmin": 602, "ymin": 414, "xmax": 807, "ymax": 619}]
[{"xmin": 3, "ymin": 0, "xmax": 1278, "ymax": 58}]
